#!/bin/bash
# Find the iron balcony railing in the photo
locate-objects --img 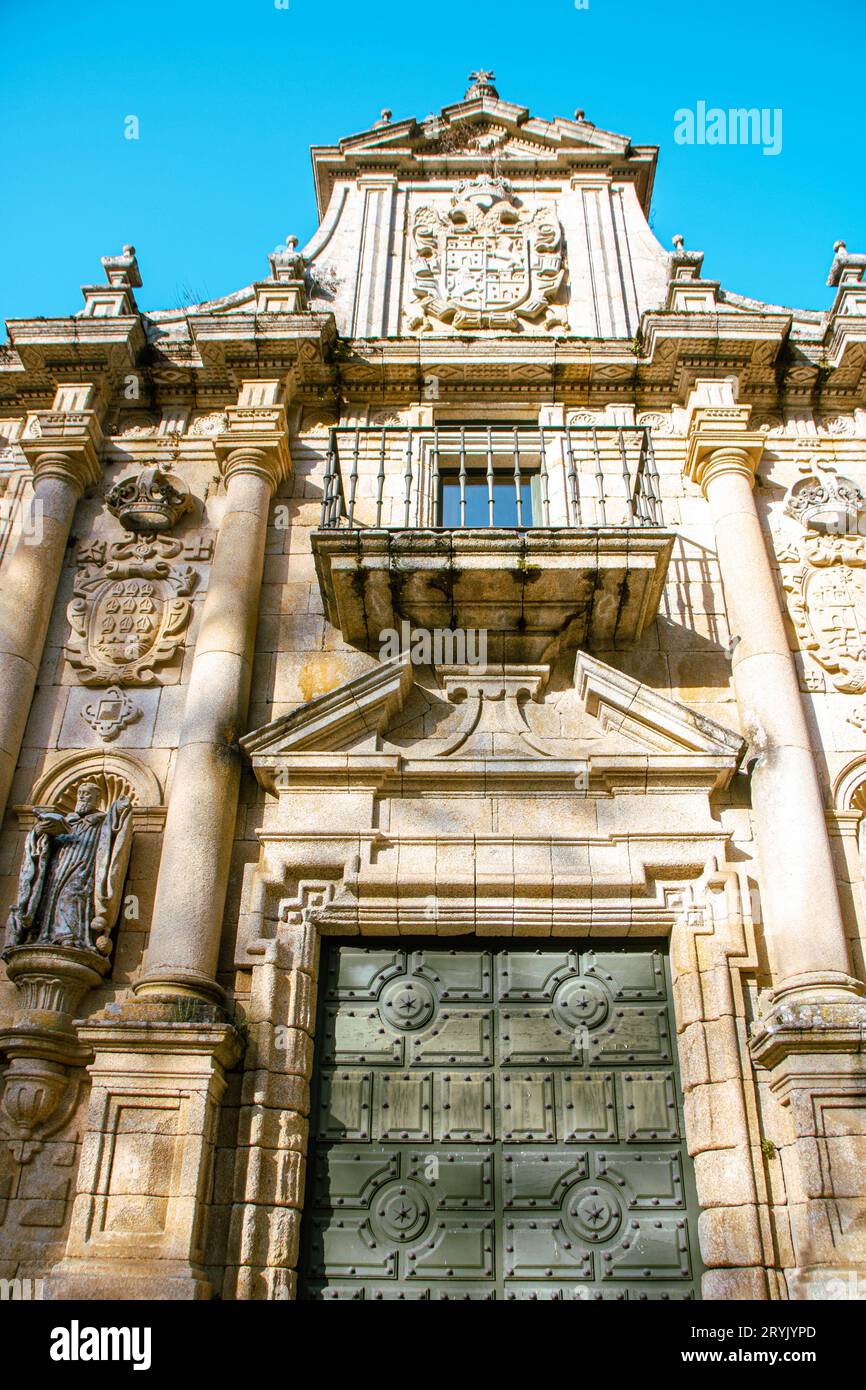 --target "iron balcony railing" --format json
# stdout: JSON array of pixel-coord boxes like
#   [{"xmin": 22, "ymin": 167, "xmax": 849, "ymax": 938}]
[{"xmin": 318, "ymin": 424, "xmax": 664, "ymax": 531}]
